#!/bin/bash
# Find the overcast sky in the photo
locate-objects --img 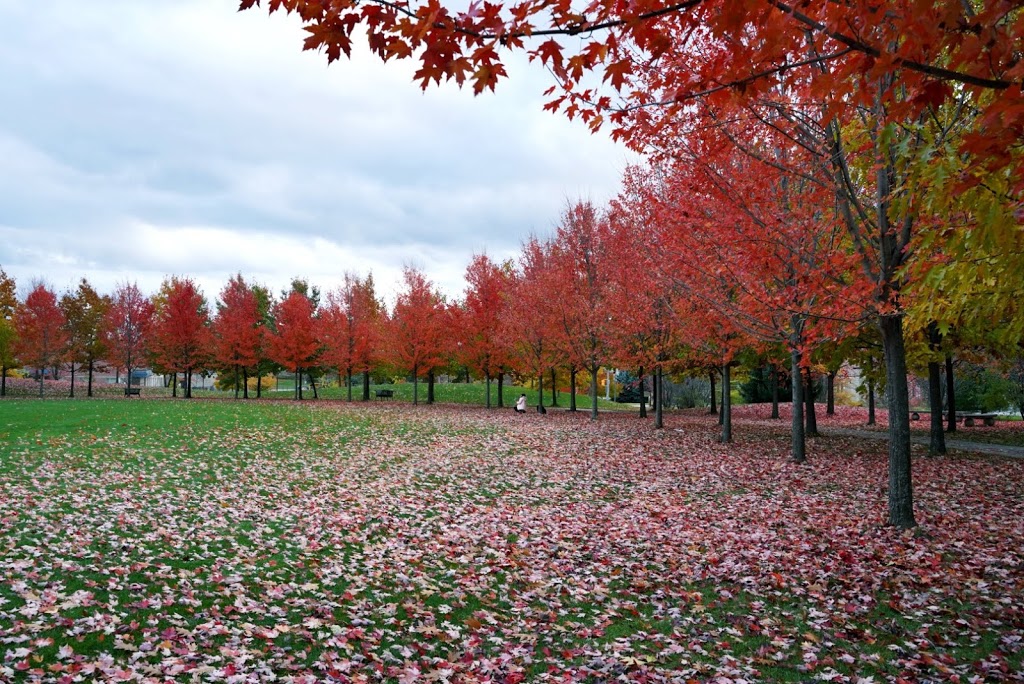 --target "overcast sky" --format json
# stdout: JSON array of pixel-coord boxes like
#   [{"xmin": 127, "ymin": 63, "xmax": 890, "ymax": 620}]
[{"xmin": 0, "ymin": 0, "xmax": 634, "ymax": 306}]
